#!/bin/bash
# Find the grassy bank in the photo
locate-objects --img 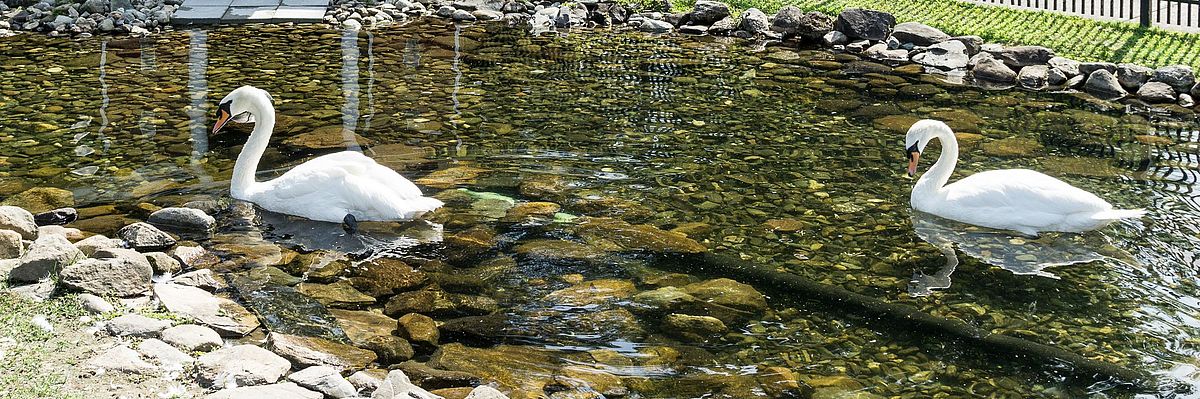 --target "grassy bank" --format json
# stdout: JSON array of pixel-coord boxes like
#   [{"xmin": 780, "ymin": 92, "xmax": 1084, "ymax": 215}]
[
  {"xmin": 669, "ymin": 0, "xmax": 1200, "ymax": 69},
  {"xmin": 0, "ymin": 289, "xmax": 85, "ymax": 399}
]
